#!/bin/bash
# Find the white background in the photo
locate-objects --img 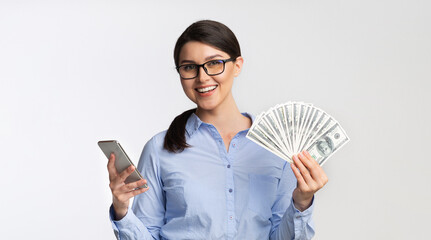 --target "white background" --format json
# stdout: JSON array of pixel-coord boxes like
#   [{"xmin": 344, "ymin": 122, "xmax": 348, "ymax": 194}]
[{"xmin": 1, "ymin": 0, "xmax": 430, "ymax": 239}]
